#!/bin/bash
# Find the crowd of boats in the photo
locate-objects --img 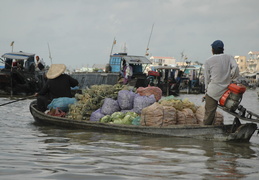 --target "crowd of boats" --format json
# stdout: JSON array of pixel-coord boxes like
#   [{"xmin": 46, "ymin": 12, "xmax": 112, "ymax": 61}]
[{"xmin": 0, "ymin": 51, "xmax": 258, "ymax": 97}]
